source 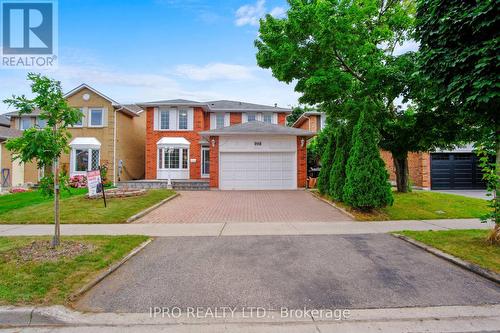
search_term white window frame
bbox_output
[247,112,257,122]
[71,147,101,175]
[262,113,272,124]
[20,117,32,130]
[215,113,225,129]
[157,147,189,170]
[36,117,48,128]
[89,108,104,127]
[178,108,188,130]
[159,109,170,130]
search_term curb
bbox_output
[393,233,500,285]
[68,238,154,302]
[309,191,356,220]
[126,193,180,223]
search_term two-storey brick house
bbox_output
[140,100,313,190]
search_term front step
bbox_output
[172,180,210,191]
[117,180,210,191]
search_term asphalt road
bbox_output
[76,234,500,312]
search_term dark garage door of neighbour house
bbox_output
[430,153,486,190]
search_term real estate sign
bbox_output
[87,170,102,197]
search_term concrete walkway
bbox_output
[2,304,499,332]
[0,219,493,237]
[432,190,488,200]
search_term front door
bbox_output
[201,147,210,178]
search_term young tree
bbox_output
[343,106,393,210]
[4,74,81,247]
[416,0,499,239]
[329,123,351,201]
[255,0,456,192]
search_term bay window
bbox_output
[158,148,189,170]
[73,148,100,173]
[263,113,272,123]
[215,113,225,129]
[247,112,256,121]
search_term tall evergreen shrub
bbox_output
[317,126,336,194]
[343,108,393,210]
[329,124,350,201]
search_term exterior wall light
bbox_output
[211,138,216,147]
[301,138,305,148]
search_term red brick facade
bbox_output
[145,107,304,189]
[209,136,219,188]
[145,106,205,180]
[297,136,307,188]
[380,150,431,189]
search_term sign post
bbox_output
[87,169,106,207]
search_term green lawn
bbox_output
[397,229,500,273]
[0,189,176,224]
[0,235,148,305]
[323,191,489,221]
[0,188,88,215]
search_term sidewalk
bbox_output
[0,219,492,237]
[1,304,499,332]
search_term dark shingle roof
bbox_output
[206,100,291,112]
[199,121,314,137]
[145,99,203,105]
[0,127,22,140]
[0,115,10,127]
[3,108,43,117]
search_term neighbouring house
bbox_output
[4,84,146,187]
[0,117,23,191]
[291,111,485,190]
[139,99,314,190]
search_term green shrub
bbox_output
[329,124,350,201]
[343,108,393,210]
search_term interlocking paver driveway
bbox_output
[135,190,351,223]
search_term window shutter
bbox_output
[272,112,278,124]
[242,113,248,123]
[187,108,194,130]
[224,113,230,127]
[169,108,177,130]
[102,108,108,127]
[210,113,216,129]
[256,113,263,121]
[153,108,159,130]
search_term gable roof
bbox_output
[6,84,143,118]
[291,111,324,128]
[199,121,314,137]
[0,127,22,141]
[0,115,10,127]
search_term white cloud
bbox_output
[175,63,256,81]
[235,0,286,27]
[269,6,286,18]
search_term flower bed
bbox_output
[86,188,146,199]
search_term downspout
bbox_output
[113,107,122,185]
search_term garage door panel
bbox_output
[220,152,296,190]
[431,153,486,190]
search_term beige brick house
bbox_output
[4,84,146,187]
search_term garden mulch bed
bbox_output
[3,240,95,263]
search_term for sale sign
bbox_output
[87,170,102,197]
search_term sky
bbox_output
[0,0,300,113]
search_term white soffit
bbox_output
[69,137,101,149]
[157,137,191,148]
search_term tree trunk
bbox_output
[51,122,60,248]
[51,157,60,247]
[393,152,409,193]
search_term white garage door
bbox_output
[220,152,296,190]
